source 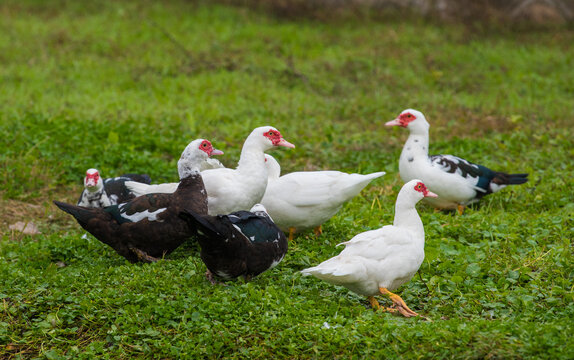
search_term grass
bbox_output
[1,0,573,358]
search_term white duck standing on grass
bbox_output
[385,109,528,214]
[261,154,385,241]
[126,126,295,215]
[301,179,437,318]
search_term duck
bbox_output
[77,169,152,208]
[53,139,213,263]
[260,154,386,241]
[180,203,288,283]
[301,179,437,317]
[386,109,528,214]
[126,126,295,215]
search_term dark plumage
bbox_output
[180,204,288,282]
[55,171,207,263]
[55,140,223,262]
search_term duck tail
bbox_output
[53,201,96,228]
[506,173,529,185]
[179,208,221,238]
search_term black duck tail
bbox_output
[494,172,529,186]
[180,208,222,238]
[506,173,529,185]
[53,201,95,228]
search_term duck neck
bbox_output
[402,129,430,162]
[393,201,424,240]
[237,138,268,175]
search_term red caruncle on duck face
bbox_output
[85,170,100,187]
[398,112,417,127]
[263,129,283,145]
[414,181,430,196]
[198,140,214,155]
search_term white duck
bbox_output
[261,154,385,241]
[126,126,295,215]
[301,179,437,317]
[386,109,528,214]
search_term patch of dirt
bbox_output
[1,189,80,240]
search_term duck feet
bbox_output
[456,204,465,215]
[313,225,323,237]
[379,287,418,318]
[129,247,161,263]
[205,270,218,285]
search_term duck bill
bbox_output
[385,118,402,127]
[210,149,224,156]
[276,138,295,148]
[85,179,97,187]
[424,190,438,198]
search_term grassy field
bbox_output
[1,0,573,358]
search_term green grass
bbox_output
[1,0,573,358]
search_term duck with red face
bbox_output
[78,169,152,208]
[386,109,528,214]
[302,180,437,318]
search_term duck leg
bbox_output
[205,270,218,285]
[379,287,418,317]
[313,225,323,237]
[288,227,295,242]
[129,247,161,263]
[456,204,465,215]
[368,296,380,309]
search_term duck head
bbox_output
[398,179,438,205]
[249,126,295,151]
[178,139,223,178]
[84,168,104,193]
[385,109,430,134]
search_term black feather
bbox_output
[181,207,288,281]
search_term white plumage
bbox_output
[301,179,437,317]
[386,109,528,213]
[126,126,294,215]
[260,154,385,239]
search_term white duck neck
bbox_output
[264,155,281,179]
[393,199,425,240]
[403,126,430,160]
[237,136,268,175]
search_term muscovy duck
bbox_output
[386,109,528,214]
[260,154,385,241]
[126,126,295,215]
[301,180,437,317]
[180,203,288,283]
[54,139,214,263]
[77,169,152,208]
